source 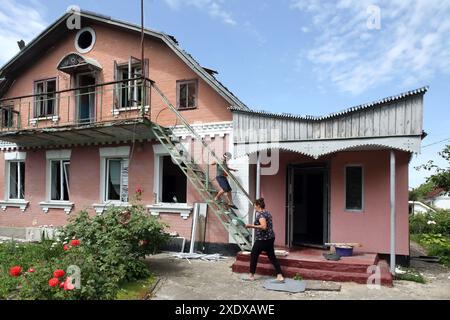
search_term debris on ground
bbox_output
[170,253,227,262]
[305,281,342,292]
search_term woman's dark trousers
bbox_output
[250,238,283,275]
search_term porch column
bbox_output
[390,150,396,274]
[253,152,261,246]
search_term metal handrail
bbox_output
[151,82,254,207]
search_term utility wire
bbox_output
[422,137,450,148]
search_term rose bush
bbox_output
[0,203,169,299]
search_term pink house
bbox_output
[0,10,427,281]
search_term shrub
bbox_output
[409,210,450,237]
[0,204,169,300]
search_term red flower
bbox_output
[71,239,80,247]
[136,187,143,194]
[53,269,65,278]
[63,244,69,251]
[28,268,36,273]
[48,278,60,287]
[63,277,75,291]
[9,266,22,277]
[60,282,65,288]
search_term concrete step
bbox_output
[232,259,393,286]
[235,252,375,273]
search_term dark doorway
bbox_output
[77,73,96,123]
[162,156,187,203]
[288,165,328,246]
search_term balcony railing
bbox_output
[0,77,153,132]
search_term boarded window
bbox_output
[177,80,197,109]
[8,161,25,200]
[345,166,363,211]
[35,79,56,117]
[162,156,187,203]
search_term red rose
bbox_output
[136,187,143,194]
[53,269,65,278]
[9,266,22,277]
[48,278,60,287]
[71,239,80,247]
[28,268,36,273]
[63,244,69,251]
[60,282,65,288]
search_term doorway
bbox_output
[76,73,96,123]
[287,164,329,247]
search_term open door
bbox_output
[77,73,96,123]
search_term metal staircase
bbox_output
[150,83,254,251]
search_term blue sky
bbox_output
[1,0,449,188]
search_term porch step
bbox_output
[232,252,393,286]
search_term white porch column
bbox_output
[253,152,261,246]
[390,150,396,274]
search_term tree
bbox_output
[416,144,450,193]
[409,181,436,201]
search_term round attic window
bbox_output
[75,27,96,53]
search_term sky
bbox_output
[0,0,449,188]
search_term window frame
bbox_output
[104,158,125,202]
[7,160,25,200]
[1,106,14,128]
[176,79,198,110]
[116,62,143,109]
[344,165,364,212]
[34,78,57,118]
[49,159,70,202]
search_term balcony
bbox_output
[0,78,155,148]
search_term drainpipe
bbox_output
[390,150,396,274]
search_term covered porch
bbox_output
[231,87,427,275]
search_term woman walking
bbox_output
[245,198,284,282]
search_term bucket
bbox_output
[335,245,353,257]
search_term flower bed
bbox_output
[0,204,169,300]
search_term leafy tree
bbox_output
[409,181,436,201]
[416,144,450,193]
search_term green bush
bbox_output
[409,210,450,237]
[0,204,169,300]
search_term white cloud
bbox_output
[0,0,47,65]
[164,0,236,26]
[292,0,450,94]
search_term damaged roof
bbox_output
[0,9,249,110]
[230,86,429,121]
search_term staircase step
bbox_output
[231,260,393,286]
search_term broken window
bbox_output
[345,166,363,211]
[1,106,14,128]
[8,161,25,200]
[161,155,187,203]
[105,158,128,202]
[177,79,198,110]
[50,160,70,201]
[35,79,56,118]
[114,57,148,109]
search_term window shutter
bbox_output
[120,159,129,203]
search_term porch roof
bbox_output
[232,87,427,159]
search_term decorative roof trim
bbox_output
[230,86,428,121]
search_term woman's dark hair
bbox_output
[254,198,265,209]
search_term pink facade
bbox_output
[260,150,410,255]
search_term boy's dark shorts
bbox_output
[216,176,232,192]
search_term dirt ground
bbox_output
[148,244,450,300]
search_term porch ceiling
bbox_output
[0,118,155,148]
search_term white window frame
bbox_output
[344,164,364,212]
[49,159,71,201]
[0,152,29,212]
[75,27,96,54]
[40,149,73,214]
[6,160,25,200]
[98,146,130,206]
[104,158,126,202]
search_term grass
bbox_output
[116,276,157,300]
[395,268,426,284]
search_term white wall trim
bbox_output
[170,121,232,139]
[46,149,72,160]
[0,200,29,212]
[4,152,27,161]
[39,201,74,215]
[146,203,193,220]
[92,202,131,215]
[99,146,130,158]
